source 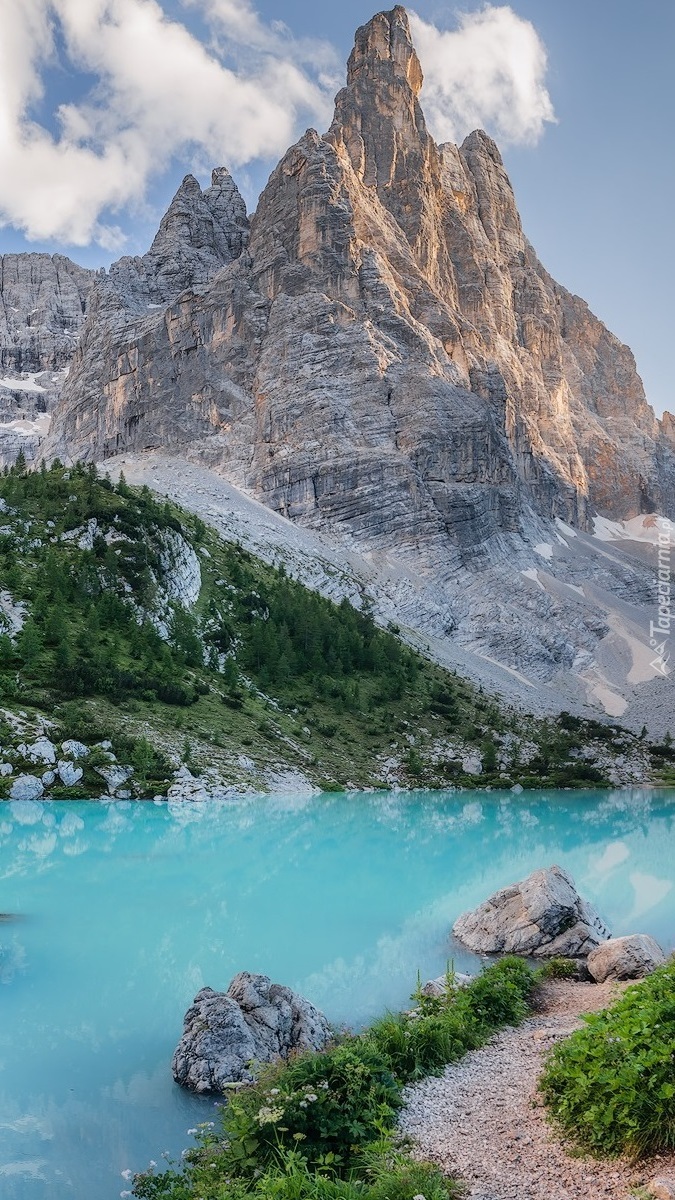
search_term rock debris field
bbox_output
[400,979,675,1199]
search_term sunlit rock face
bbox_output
[45,6,673,531]
[37,7,675,723]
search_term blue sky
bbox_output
[1,1,672,416]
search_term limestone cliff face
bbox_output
[0,253,94,373]
[46,5,673,540]
[0,253,95,465]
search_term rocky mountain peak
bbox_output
[345,6,423,96]
[108,168,249,312]
[328,7,429,190]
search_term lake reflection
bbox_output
[1,788,674,1199]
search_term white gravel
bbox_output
[399,980,675,1199]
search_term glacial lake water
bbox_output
[1,788,675,1200]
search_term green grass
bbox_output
[540,961,675,1159]
[131,959,535,1199]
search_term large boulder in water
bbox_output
[587,934,665,982]
[452,865,610,958]
[172,972,331,1093]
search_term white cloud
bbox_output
[0,1,554,251]
[0,0,338,247]
[409,6,555,147]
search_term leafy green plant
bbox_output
[217,1041,401,1176]
[363,957,534,1083]
[540,961,675,1158]
[534,957,579,981]
[132,961,535,1199]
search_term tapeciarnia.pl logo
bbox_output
[650,517,672,676]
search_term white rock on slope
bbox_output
[9,775,45,801]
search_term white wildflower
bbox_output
[120,1170,133,1181]
[257,1105,285,1125]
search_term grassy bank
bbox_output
[131,959,536,1200]
[0,460,667,796]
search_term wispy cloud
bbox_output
[0,0,338,248]
[409,6,555,147]
[0,2,554,251]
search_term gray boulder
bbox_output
[420,973,473,998]
[172,972,331,1093]
[61,739,89,760]
[9,774,44,802]
[23,737,57,765]
[587,934,665,983]
[57,760,83,787]
[453,865,610,958]
[647,1177,675,1200]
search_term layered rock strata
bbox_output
[452,865,611,958]
[4,6,672,718]
[172,972,331,1093]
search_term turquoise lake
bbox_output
[1,788,675,1199]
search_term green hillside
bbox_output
[0,459,667,798]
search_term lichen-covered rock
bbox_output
[23,737,57,765]
[172,972,331,1093]
[9,774,45,802]
[587,934,665,983]
[61,739,89,760]
[452,865,610,958]
[94,764,133,795]
[57,760,84,788]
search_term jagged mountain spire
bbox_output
[327,7,444,279]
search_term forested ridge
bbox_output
[0,459,670,796]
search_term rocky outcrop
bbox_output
[108,168,249,312]
[0,253,94,374]
[45,168,251,464]
[172,972,331,1093]
[0,253,95,466]
[452,865,611,958]
[586,934,665,982]
[45,7,674,527]
[26,7,675,719]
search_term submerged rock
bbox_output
[452,865,610,958]
[587,934,665,983]
[172,972,331,1093]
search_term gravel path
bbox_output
[400,980,675,1199]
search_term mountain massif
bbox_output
[1,6,673,733]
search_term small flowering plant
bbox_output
[216,1041,401,1177]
